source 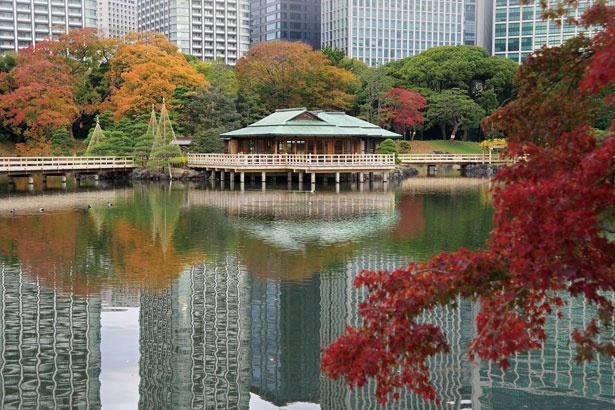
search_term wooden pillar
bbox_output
[335,172,340,183]
[298,172,304,184]
[240,172,245,183]
[220,170,225,181]
[311,172,316,184]
[382,172,388,182]
[287,171,292,183]
[230,171,235,182]
[358,172,364,183]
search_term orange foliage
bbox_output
[100,32,208,119]
[236,41,359,111]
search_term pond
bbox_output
[0,179,612,409]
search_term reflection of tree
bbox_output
[0,187,201,294]
[0,212,93,293]
[106,186,199,291]
[390,195,425,241]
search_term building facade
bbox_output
[136,0,250,64]
[249,0,320,50]
[97,0,136,38]
[321,0,480,66]
[0,0,97,54]
[492,0,603,63]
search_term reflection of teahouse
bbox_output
[221,107,401,155]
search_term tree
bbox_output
[321,1,615,404]
[100,32,207,120]
[0,43,79,142]
[235,41,359,112]
[382,88,427,138]
[183,85,241,137]
[424,90,486,141]
[356,66,395,124]
[391,45,518,104]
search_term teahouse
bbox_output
[221,107,401,155]
[187,108,401,185]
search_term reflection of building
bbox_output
[0,264,102,408]
[479,295,615,408]
[320,254,476,409]
[138,256,251,409]
[249,274,321,405]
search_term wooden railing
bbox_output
[0,156,135,173]
[397,153,511,165]
[187,153,396,170]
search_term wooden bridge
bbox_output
[0,156,135,185]
[397,153,511,165]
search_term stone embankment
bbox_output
[463,164,504,178]
[130,168,208,181]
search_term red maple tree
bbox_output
[382,88,426,137]
[321,1,615,404]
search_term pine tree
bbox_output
[147,99,183,172]
[85,117,105,156]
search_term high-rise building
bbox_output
[249,0,321,50]
[321,0,480,66]
[492,0,603,63]
[97,0,137,38]
[136,0,251,65]
[0,0,97,54]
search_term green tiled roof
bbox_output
[221,108,401,139]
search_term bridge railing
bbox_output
[187,153,395,169]
[397,153,510,164]
[0,156,135,172]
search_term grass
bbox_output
[407,140,483,155]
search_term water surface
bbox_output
[0,179,612,409]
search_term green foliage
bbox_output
[424,90,486,140]
[193,59,239,97]
[398,140,411,153]
[50,128,75,155]
[321,46,346,67]
[356,66,395,124]
[0,53,16,73]
[169,156,187,167]
[375,138,399,163]
[183,85,241,136]
[190,127,225,153]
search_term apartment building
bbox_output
[97,0,136,38]
[136,0,250,64]
[321,0,481,66]
[492,0,604,63]
[249,0,320,50]
[0,0,97,54]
